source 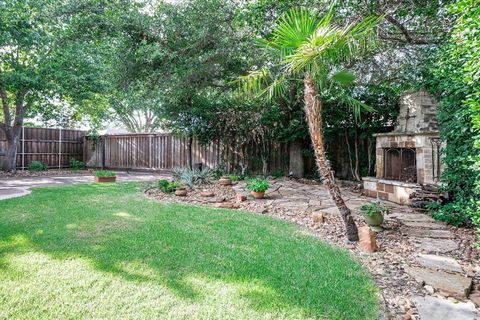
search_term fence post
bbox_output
[149,135,152,169]
[58,128,62,169]
[21,126,25,170]
[101,136,106,169]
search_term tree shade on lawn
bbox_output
[0,183,378,319]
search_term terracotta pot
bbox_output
[250,191,265,199]
[363,211,384,232]
[94,176,116,183]
[175,188,187,197]
[219,177,232,186]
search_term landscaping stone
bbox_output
[415,254,463,273]
[405,266,472,299]
[312,212,324,223]
[400,227,454,239]
[200,191,214,197]
[402,221,447,229]
[413,295,480,320]
[388,212,435,222]
[235,194,247,202]
[215,202,240,209]
[359,226,378,253]
[410,237,459,253]
[207,197,225,203]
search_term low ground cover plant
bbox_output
[157,179,180,193]
[28,160,48,172]
[94,170,116,177]
[70,158,86,170]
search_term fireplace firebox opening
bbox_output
[383,148,416,183]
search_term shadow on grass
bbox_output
[0,183,378,319]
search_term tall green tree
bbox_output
[0,0,113,171]
[240,7,379,241]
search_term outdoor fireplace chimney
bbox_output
[362,90,444,204]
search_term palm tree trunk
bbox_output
[303,74,359,241]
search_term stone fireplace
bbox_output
[362,90,444,204]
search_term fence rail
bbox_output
[85,133,287,173]
[0,127,86,170]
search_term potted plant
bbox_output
[94,170,117,183]
[360,202,391,232]
[246,178,269,199]
[219,176,232,186]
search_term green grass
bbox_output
[0,183,378,319]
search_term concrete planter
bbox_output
[94,176,116,183]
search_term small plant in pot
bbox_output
[246,178,269,199]
[94,170,117,183]
[360,202,391,232]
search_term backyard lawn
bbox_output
[0,183,378,319]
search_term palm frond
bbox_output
[338,95,374,122]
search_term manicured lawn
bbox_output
[0,183,378,319]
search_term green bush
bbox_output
[157,179,180,193]
[246,178,269,193]
[427,201,470,227]
[70,158,86,170]
[94,170,116,177]
[28,160,48,172]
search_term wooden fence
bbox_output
[85,133,288,173]
[0,127,86,170]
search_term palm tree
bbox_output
[239,6,380,241]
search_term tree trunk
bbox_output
[1,133,19,171]
[303,75,359,241]
[188,135,193,169]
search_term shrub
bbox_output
[157,179,180,193]
[228,174,239,182]
[70,158,86,170]
[28,160,48,172]
[172,167,212,188]
[246,178,269,193]
[360,203,391,217]
[94,170,116,177]
[427,201,470,227]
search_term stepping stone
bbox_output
[410,237,459,253]
[402,221,447,229]
[400,227,454,239]
[413,295,480,320]
[415,254,463,273]
[387,212,435,222]
[405,266,472,298]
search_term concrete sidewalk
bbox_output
[0,172,169,201]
